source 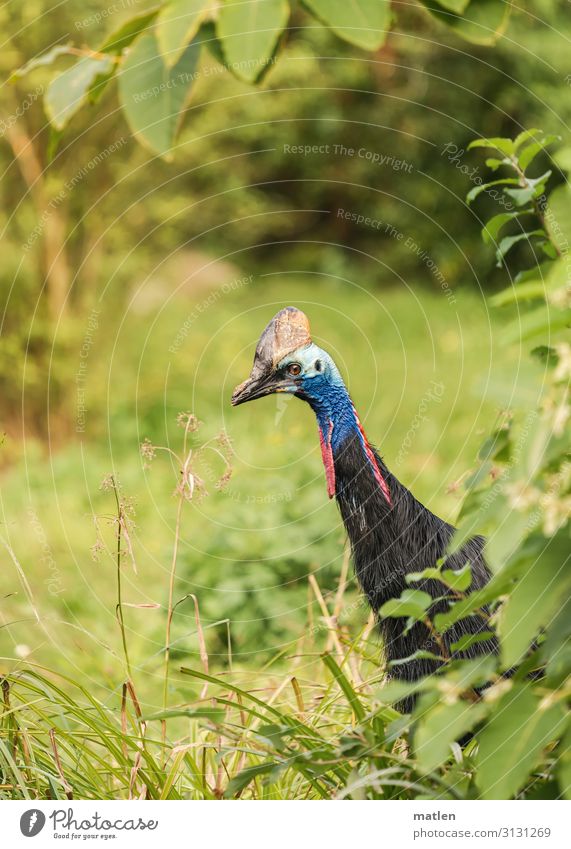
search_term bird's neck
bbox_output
[308,385,391,505]
[307,381,461,618]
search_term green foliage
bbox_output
[498,533,571,668]
[475,685,567,799]
[379,588,433,620]
[12,0,514,157]
[46,55,115,130]
[467,129,560,267]
[1,2,570,802]
[118,32,201,157]
[301,0,391,51]
[396,127,571,800]
[419,0,511,47]
[157,0,211,68]
[218,0,290,82]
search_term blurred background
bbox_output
[0,0,568,702]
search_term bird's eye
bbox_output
[287,363,302,376]
[315,359,322,372]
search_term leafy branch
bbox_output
[467,129,561,267]
[11,0,512,158]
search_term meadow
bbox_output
[1,279,509,693]
[4,275,547,802]
[1,1,569,803]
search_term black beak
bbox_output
[231,372,280,406]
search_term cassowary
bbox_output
[232,307,497,702]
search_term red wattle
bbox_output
[318,421,336,499]
[351,404,392,506]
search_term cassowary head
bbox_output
[231,307,389,501]
[231,307,343,412]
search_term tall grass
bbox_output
[0,415,465,800]
[1,647,466,799]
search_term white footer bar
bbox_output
[1,799,567,849]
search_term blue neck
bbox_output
[278,344,391,503]
[307,382,360,454]
[307,379,391,505]
[291,349,391,504]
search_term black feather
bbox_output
[333,431,497,709]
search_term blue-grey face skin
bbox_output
[276,343,343,398]
[276,345,357,451]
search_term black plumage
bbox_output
[334,431,497,705]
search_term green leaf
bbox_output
[476,684,567,799]
[468,136,515,156]
[484,157,509,171]
[433,0,471,11]
[143,706,225,722]
[376,677,437,707]
[224,761,281,797]
[99,9,161,54]
[504,185,544,208]
[11,44,77,80]
[477,428,510,463]
[495,230,545,266]
[489,281,547,307]
[482,211,529,245]
[497,186,535,208]
[513,128,543,151]
[466,177,519,205]
[302,0,391,51]
[503,305,571,345]
[414,698,488,773]
[217,0,289,83]
[45,55,115,130]
[503,170,552,207]
[519,135,560,171]
[484,509,529,573]
[118,33,200,158]
[157,0,211,68]
[420,0,512,46]
[515,264,551,285]
[543,596,571,687]
[379,589,432,620]
[554,145,571,173]
[545,183,571,254]
[530,345,559,367]
[256,723,290,751]
[540,240,558,259]
[389,649,443,668]
[440,655,498,690]
[84,13,162,107]
[438,539,544,630]
[322,653,366,721]
[498,532,571,668]
[406,566,443,583]
[450,631,495,653]
[441,562,472,591]
[484,156,509,171]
